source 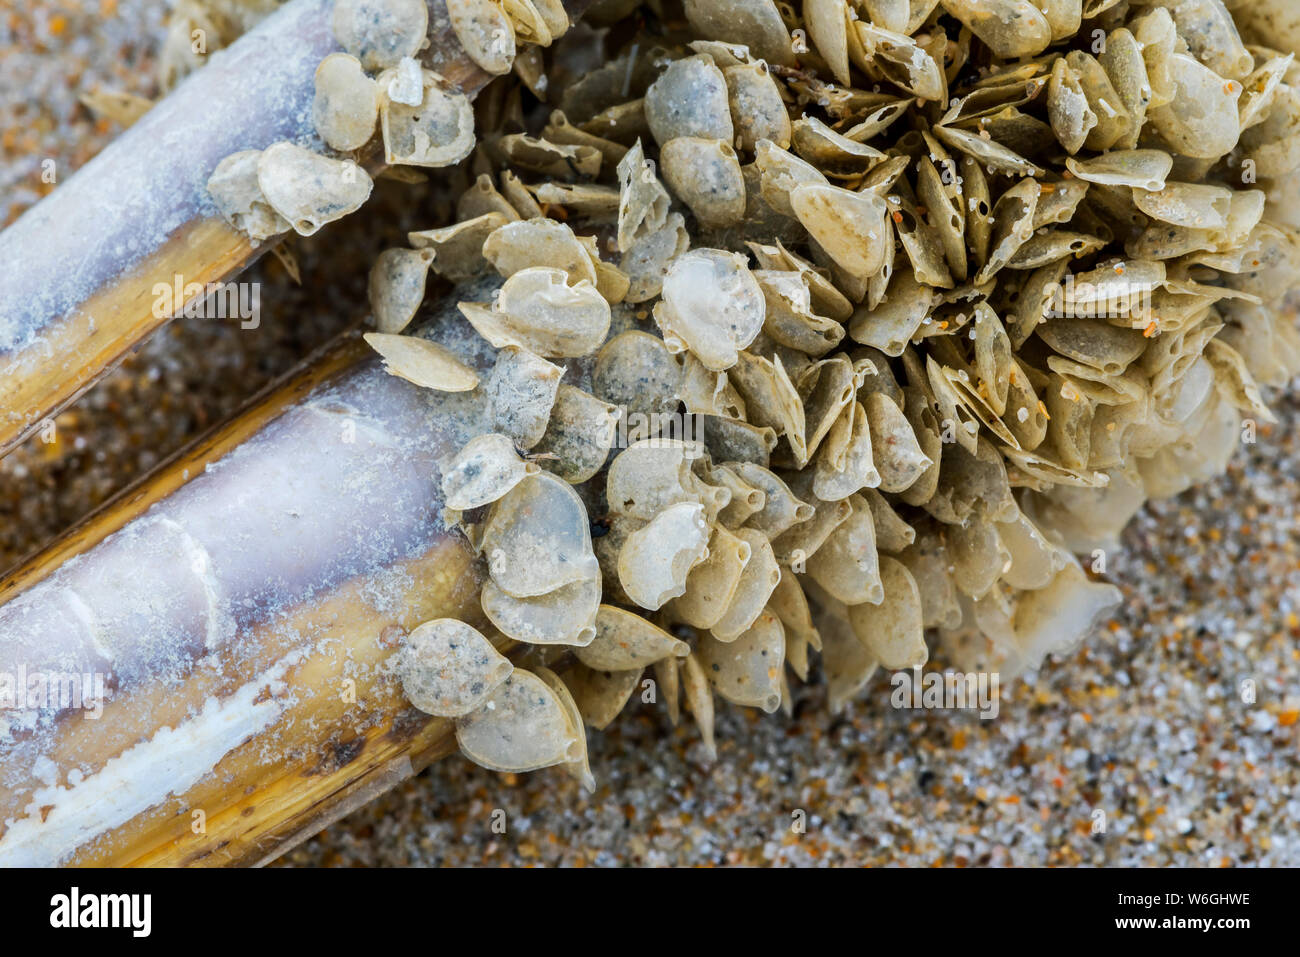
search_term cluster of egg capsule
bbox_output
[207,0,1300,779]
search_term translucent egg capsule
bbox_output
[621,211,691,302]
[1150,56,1242,159]
[1064,150,1173,191]
[332,0,429,71]
[698,610,785,712]
[592,331,682,418]
[256,142,373,237]
[854,23,946,102]
[932,124,1042,178]
[498,134,603,178]
[1133,182,1233,231]
[805,503,883,606]
[846,556,927,670]
[769,481,851,566]
[616,139,672,253]
[529,384,621,484]
[1097,27,1150,151]
[754,140,828,219]
[804,0,851,85]
[530,182,621,219]
[542,110,629,168]
[380,69,476,168]
[709,527,780,642]
[368,247,434,334]
[645,54,735,146]
[940,0,1052,60]
[812,400,880,501]
[566,663,642,731]
[455,670,581,773]
[756,270,845,358]
[533,665,595,792]
[710,463,767,527]
[1047,56,1097,156]
[460,267,611,358]
[617,501,712,610]
[659,137,747,229]
[312,53,380,152]
[669,524,752,629]
[726,351,808,465]
[458,173,521,222]
[398,618,513,717]
[481,572,601,645]
[483,218,598,286]
[653,656,681,726]
[576,605,691,671]
[730,461,813,538]
[679,652,718,758]
[480,471,599,597]
[206,149,289,243]
[791,116,885,180]
[868,390,930,494]
[363,332,479,391]
[447,0,516,76]
[1166,0,1251,81]
[789,183,889,283]
[725,61,792,152]
[681,0,794,68]
[484,345,563,450]
[439,433,539,510]
[653,249,766,371]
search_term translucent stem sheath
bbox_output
[0,291,498,867]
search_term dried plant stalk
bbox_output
[0,293,505,867]
[0,0,588,461]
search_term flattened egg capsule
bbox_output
[659,137,747,229]
[617,501,711,610]
[484,345,563,450]
[668,523,752,629]
[576,605,690,671]
[206,149,289,243]
[455,670,582,772]
[708,526,780,642]
[621,212,691,303]
[363,332,479,391]
[698,610,785,713]
[480,471,599,598]
[447,0,516,76]
[644,54,734,146]
[461,267,611,357]
[481,573,601,646]
[533,666,596,792]
[592,331,682,418]
[332,0,429,71]
[410,212,509,281]
[680,651,717,759]
[846,556,928,670]
[616,139,672,253]
[653,249,765,371]
[529,384,621,484]
[368,247,434,334]
[606,439,706,520]
[483,218,598,285]
[398,619,513,717]
[380,69,476,167]
[312,52,379,152]
[439,433,539,511]
[566,663,643,731]
[256,141,372,237]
